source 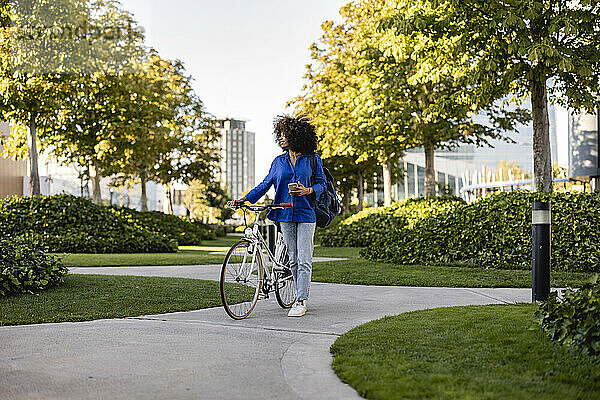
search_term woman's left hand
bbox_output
[290,181,313,197]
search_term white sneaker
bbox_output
[288,300,307,317]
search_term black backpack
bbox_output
[309,154,341,228]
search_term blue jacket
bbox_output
[246,152,327,223]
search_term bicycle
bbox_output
[219,202,296,320]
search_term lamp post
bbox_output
[532,201,551,301]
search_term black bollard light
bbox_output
[532,201,551,302]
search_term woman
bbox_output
[229,115,327,317]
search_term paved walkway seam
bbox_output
[462,288,513,304]
[125,316,342,337]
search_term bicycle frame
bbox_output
[242,209,288,289]
[220,202,296,319]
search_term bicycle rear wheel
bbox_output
[220,239,262,320]
[275,267,296,308]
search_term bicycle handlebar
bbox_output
[227,202,293,212]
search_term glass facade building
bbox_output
[363,99,562,203]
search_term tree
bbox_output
[359,46,527,197]
[48,72,142,204]
[154,102,219,214]
[294,8,409,207]
[0,0,90,195]
[381,0,600,193]
[0,0,146,198]
[296,1,527,200]
[184,180,231,223]
[321,155,378,214]
[110,53,218,211]
[48,0,145,204]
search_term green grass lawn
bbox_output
[57,235,241,267]
[56,237,349,267]
[54,237,594,288]
[312,255,594,288]
[331,304,600,400]
[0,274,223,326]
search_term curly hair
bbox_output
[273,114,318,154]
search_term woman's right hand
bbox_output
[227,197,247,208]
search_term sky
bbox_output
[120,0,348,181]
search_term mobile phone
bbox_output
[288,182,299,191]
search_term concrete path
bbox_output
[0,265,531,400]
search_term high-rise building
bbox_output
[216,118,255,200]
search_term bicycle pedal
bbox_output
[258,293,269,300]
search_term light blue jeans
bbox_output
[279,222,316,302]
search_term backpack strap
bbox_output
[309,153,317,203]
[310,153,316,186]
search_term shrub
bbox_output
[361,191,600,272]
[0,239,68,296]
[111,207,216,245]
[319,197,465,247]
[314,216,344,245]
[535,276,600,357]
[0,195,177,253]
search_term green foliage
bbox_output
[320,197,464,247]
[331,304,600,399]
[0,195,177,253]
[536,276,600,357]
[380,0,600,192]
[0,239,67,297]
[184,180,232,224]
[112,206,216,245]
[293,1,527,200]
[314,217,344,246]
[361,192,600,272]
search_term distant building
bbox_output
[568,108,599,181]
[0,121,27,199]
[366,99,563,204]
[435,99,559,174]
[0,120,169,212]
[216,118,255,199]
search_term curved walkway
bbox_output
[0,266,530,400]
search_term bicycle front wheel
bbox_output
[220,239,263,320]
[274,247,296,308]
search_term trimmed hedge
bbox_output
[319,197,465,247]
[361,192,600,272]
[314,217,343,246]
[1,239,67,296]
[0,195,177,253]
[536,276,600,357]
[112,207,216,245]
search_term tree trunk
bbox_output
[140,172,148,211]
[424,143,436,197]
[28,112,41,196]
[530,72,552,192]
[166,182,173,214]
[342,189,351,215]
[382,158,392,206]
[91,160,102,204]
[357,168,364,211]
